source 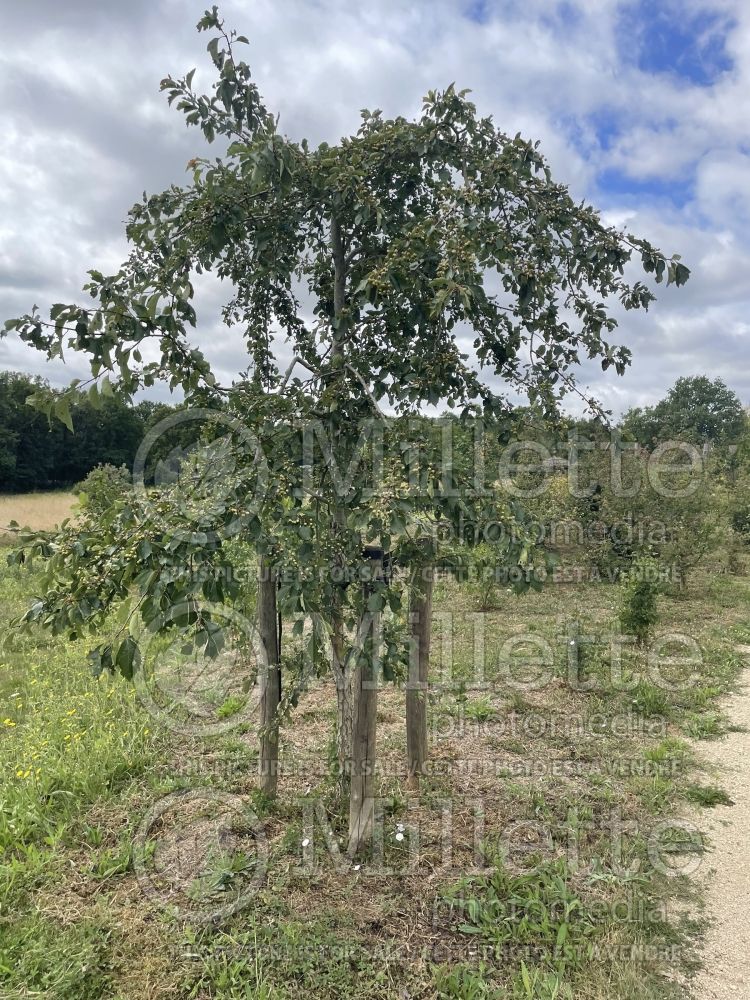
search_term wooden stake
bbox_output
[406,563,433,790]
[258,557,281,797]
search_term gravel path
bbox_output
[690,646,750,999]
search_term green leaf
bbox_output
[207,36,221,64]
[115,636,140,680]
[55,398,74,433]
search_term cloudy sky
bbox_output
[0,0,748,417]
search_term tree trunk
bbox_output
[347,554,382,855]
[406,563,433,789]
[329,213,357,802]
[258,558,281,797]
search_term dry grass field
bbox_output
[0,491,77,539]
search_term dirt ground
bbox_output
[690,646,750,999]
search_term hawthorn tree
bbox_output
[4,7,689,853]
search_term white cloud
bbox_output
[0,0,748,415]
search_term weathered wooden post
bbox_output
[348,547,383,854]
[406,561,433,789]
[258,557,281,797]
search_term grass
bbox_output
[0,535,749,997]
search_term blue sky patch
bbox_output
[466,0,489,24]
[587,112,621,152]
[597,168,693,210]
[467,0,580,27]
[553,2,580,28]
[619,2,734,86]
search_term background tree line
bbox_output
[3,368,748,494]
[0,371,192,492]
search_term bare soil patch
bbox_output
[690,646,750,999]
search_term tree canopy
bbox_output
[5,7,688,417]
[622,376,746,450]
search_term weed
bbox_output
[0,914,114,999]
[513,962,573,999]
[91,841,132,881]
[216,694,247,719]
[461,696,499,723]
[684,785,734,807]
[644,738,692,767]
[443,857,596,977]
[684,712,725,740]
[433,962,503,998]
[184,919,392,999]
[629,682,670,719]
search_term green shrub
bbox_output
[73,463,132,516]
[619,557,660,645]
